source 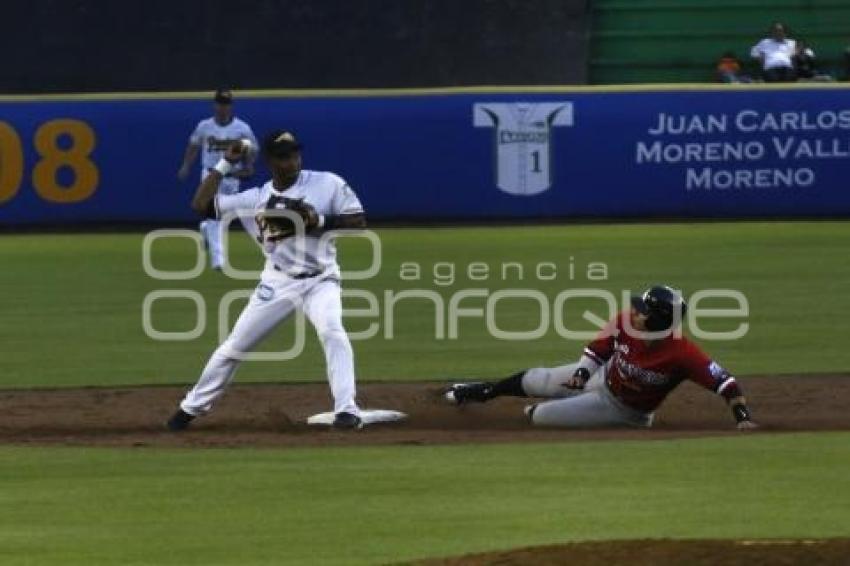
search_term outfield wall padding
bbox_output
[1,85,849,225]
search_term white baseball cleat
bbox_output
[444,385,461,405]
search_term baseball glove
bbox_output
[257,197,319,241]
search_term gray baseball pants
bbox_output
[520,363,653,428]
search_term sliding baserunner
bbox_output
[445,285,757,430]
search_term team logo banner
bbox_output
[473,102,573,196]
[1,86,849,224]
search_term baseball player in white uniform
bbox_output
[177,89,258,270]
[167,130,367,430]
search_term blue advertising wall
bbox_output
[1,85,850,225]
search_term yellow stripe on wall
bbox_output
[1,82,849,102]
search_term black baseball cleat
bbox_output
[166,409,195,432]
[444,382,495,405]
[332,412,364,430]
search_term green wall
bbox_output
[590,0,850,83]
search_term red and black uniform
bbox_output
[583,311,743,413]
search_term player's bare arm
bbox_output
[177,143,201,180]
[190,142,244,215]
[190,171,223,216]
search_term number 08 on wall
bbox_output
[0,119,98,204]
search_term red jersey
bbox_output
[584,311,738,413]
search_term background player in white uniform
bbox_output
[177,89,258,270]
[167,130,368,430]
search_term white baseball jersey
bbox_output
[190,117,258,194]
[215,170,364,278]
[750,38,796,70]
[474,102,573,196]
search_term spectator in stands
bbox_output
[715,52,751,83]
[751,22,796,82]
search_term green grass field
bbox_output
[1,434,848,566]
[1,221,849,388]
[1,221,848,565]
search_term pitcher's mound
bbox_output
[412,538,850,565]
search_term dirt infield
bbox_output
[0,375,847,448]
[409,538,850,566]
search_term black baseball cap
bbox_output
[263,130,302,157]
[214,89,233,105]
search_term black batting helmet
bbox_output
[631,285,687,332]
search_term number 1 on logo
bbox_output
[531,150,541,173]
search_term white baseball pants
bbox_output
[200,220,225,270]
[521,363,653,428]
[199,178,243,270]
[180,274,360,417]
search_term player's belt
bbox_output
[273,265,321,279]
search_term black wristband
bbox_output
[323,215,339,230]
[732,403,751,423]
[574,368,591,382]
